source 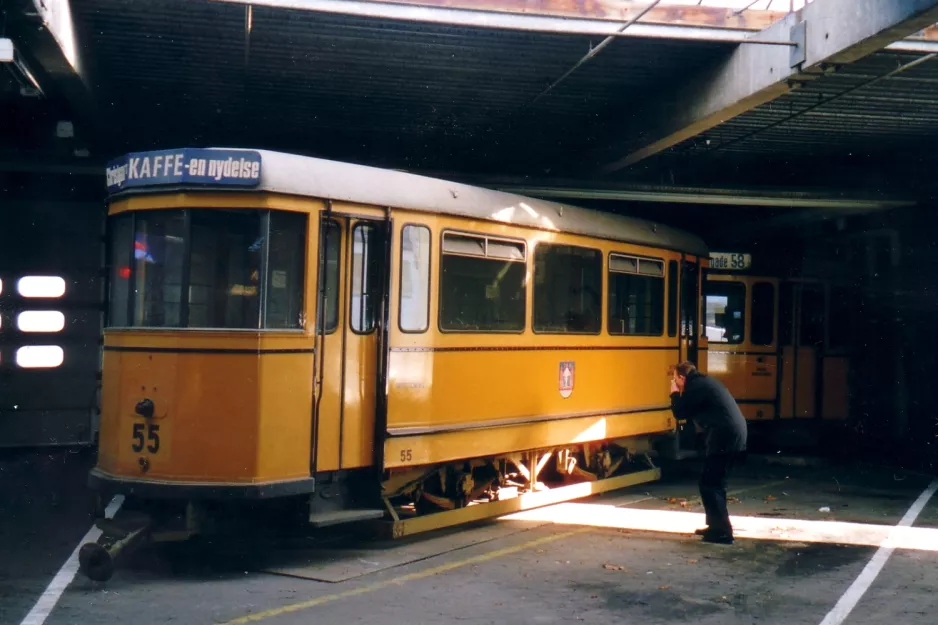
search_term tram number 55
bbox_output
[132,423,160,453]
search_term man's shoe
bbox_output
[701,532,734,545]
[694,527,710,536]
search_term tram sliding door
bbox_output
[779,281,825,419]
[676,259,701,451]
[314,215,388,473]
[680,260,700,365]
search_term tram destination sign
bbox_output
[106,148,262,194]
[709,252,752,271]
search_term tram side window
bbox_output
[750,282,775,346]
[107,214,133,327]
[188,211,263,329]
[439,233,526,332]
[828,285,850,351]
[351,223,382,334]
[704,282,745,344]
[667,260,678,337]
[399,225,431,333]
[778,282,794,346]
[133,211,186,327]
[800,285,825,348]
[533,244,601,334]
[317,220,340,334]
[607,255,665,336]
[107,208,308,330]
[265,212,307,329]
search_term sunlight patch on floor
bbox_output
[501,503,938,551]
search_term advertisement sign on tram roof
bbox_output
[106,148,262,194]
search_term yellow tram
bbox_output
[81,148,710,581]
[704,254,850,447]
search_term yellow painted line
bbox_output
[219,528,587,624]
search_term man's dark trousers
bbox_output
[699,453,737,537]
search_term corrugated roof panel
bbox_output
[662,50,938,160]
[71,0,734,173]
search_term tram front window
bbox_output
[705,282,746,344]
[107,209,306,329]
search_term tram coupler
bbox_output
[78,511,152,582]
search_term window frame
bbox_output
[130,209,189,329]
[532,242,603,336]
[398,223,432,334]
[667,259,678,338]
[349,221,381,336]
[317,218,341,335]
[749,281,776,347]
[437,229,528,335]
[106,208,307,332]
[703,279,747,346]
[606,252,666,337]
[263,210,308,331]
[798,283,826,348]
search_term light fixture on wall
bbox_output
[1,38,44,98]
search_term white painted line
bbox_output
[818,480,938,625]
[19,495,124,625]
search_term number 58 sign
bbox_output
[710,252,752,271]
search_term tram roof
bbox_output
[106,147,708,257]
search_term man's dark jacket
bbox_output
[670,372,747,456]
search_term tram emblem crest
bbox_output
[559,361,575,399]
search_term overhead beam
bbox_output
[214,0,783,43]
[0,37,43,96]
[5,0,101,145]
[601,0,938,172]
[336,0,787,29]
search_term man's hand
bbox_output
[670,378,680,395]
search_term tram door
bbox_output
[680,260,700,365]
[676,259,701,451]
[314,216,388,472]
[779,281,825,419]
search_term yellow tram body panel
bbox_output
[384,410,675,469]
[97,191,321,488]
[381,212,685,468]
[99,336,315,484]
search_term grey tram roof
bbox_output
[119,148,709,257]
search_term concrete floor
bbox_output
[2,450,937,625]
